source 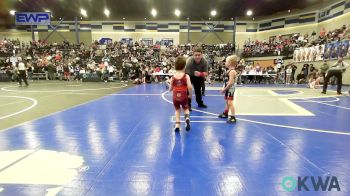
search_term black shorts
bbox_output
[224,89,235,100]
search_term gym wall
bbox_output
[91,32,180,46]
[37,32,92,45]
[2,0,349,47]
[0,31,36,43]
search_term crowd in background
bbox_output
[242,24,350,58]
[0,39,235,84]
[0,34,347,89]
[0,39,21,57]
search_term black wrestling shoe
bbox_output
[185,118,191,131]
[218,113,228,118]
[198,103,207,108]
[227,116,237,124]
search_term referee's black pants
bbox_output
[201,79,206,95]
[189,76,204,107]
[18,70,29,86]
[322,70,342,93]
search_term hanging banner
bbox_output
[15,12,51,26]
[324,40,349,60]
[293,44,324,62]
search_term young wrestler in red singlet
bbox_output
[169,56,192,132]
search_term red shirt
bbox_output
[55,54,61,61]
[172,74,187,101]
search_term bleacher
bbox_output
[32,73,46,80]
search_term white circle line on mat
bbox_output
[160,91,350,136]
[0,96,38,120]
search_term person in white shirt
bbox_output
[107,63,114,77]
[68,63,74,81]
[56,63,63,81]
[16,57,29,86]
[305,48,310,62]
[293,50,298,62]
[286,65,292,85]
[276,62,282,72]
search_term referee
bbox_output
[17,57,29,87]
[185,47,208,110]
[322,57,349,95]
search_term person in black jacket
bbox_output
[185,47,208,110]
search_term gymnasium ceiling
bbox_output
[0,0,341,22]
